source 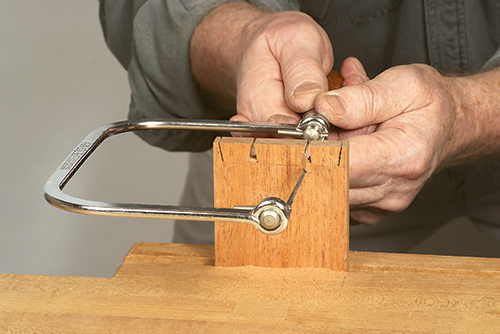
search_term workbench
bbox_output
[2,242,499,333]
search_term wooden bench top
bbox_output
[2,242,500,333]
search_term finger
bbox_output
[330,124,377,141]
[281,54,332,113]
[229,113,300,139]
[346,131,393,189]
[342,75,366,86]
[349,187,386,208]
[315,65,426,130]
[229,114,272,138]
[237,53,299,122]
[230,114,250,122]
[323,58,371,140]
[349,207,387,226]
[339,57,369,83]
[347,130,422,214]
[276,16,334,112]
[229,114,249,137]
[267,114,300,125]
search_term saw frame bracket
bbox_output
[44,117,327,235]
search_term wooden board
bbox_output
[2,242,500,333]
[213,138,349,270]
[123,243,500,277]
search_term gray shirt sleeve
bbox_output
[100,0,298,152]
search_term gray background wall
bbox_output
[1,0,188,278]
[1,1,499,279]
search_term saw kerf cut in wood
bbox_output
[214,137,349,270]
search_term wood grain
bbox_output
[328,70,344,90]
[213,138,349,270]
[122,242,215,265]
[2,242,500,333]
[119,243,500,277]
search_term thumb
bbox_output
[276,15,334,112]
[315,65,421,130]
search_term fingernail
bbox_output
[354,75,365,84]
[293,82,322,96]
[323,93,348,116]
[343,75,364,86]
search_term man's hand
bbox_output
[316,63,500,225]
[190,3,333,124]
[191,3,500,226]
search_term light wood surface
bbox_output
[213,138,349,270]
[123,242,500,277]
[2,242,500,333]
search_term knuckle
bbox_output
[351,83,377,124]
[266,12,331,58]
[401,64,443,102]
[272,11,321,33]
[384,153,429,187]
[382,196,413,214]
[350,209,385,226]
[401,141,434,180]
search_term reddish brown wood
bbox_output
[213,137,349,270]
